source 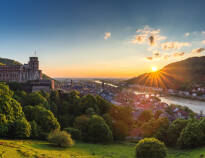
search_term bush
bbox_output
[12,118,31,138]
[177,119,203,148]
[135,138,167,158]
[48,130,74,148]
[86,115,113,143]
[64,127,81,140]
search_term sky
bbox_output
[0,0,205,78]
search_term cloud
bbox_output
[202,31,205,35]
[161,41,190,50]
[202,40,205,44]
[191,48,205,54]
[132,25,166,46]
[104,32,111,40]
[173,52,185,57]
[131,34,147,44]
[185,32,190,37]
[146,57,153,61]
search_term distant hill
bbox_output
[0,58,22,66]
[127,56,205,89]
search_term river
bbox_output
[135,91,205,113]
[94,80,205,113]
[160,96,205,113]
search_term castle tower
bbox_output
[29,57,39,71]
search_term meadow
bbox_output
[0,139,204,158]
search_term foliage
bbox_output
[167,119,188,146]
[138,110,153,122]
[11,118,31,138]
[0,114,8,137]
[64,127,81,140]
[86,115,113,143]
[23,105,60,139]
[177,119,203,148]
[81,94,100,114]
[135,138,167,158]
[109,106,134,140]
[0,83,24,122]
[26,92,49,108]
[74,115,89,138]
[48,130,74,148]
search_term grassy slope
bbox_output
[0,139,204,158]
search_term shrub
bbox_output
[48,130,74,148]
[86,115,113,143]
[64,127,81,140]
[135,138,167,158]
[177,119,203,148]
[12,118,31,138]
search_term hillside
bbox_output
[127,56,205,89]
[0,139,203,158]
[0,57,22,66]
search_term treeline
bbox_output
[0,82,134,144]
[136,109,205,149]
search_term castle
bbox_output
[0,57,42,82]
[0,57,54,92]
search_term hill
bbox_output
[0,57,22,66]
[127,56,205,89]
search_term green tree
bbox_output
[177,119,203,148]
[86,115,113,143]
[12,118,31,138]
[23,105,60,139]
[167,119,188,146]
[135,138,167,158]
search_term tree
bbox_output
[63,127,81,140]
[25,92,49,108]
[138,110,153,122]
[81,94,99,114]
[86,115,113,143]
[74,115,90,139]
[112,120,129,140]
[167,119,188,146]
[96,96,112,115]
[135,138,167,158]
[177,119,203,148]
[0,83,24,122]
[0,114,8,137]
[12,118,31,138]
[109,106,134,140]
[23,105,60,139]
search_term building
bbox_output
[0,57,55,92]
[0,57,42,82]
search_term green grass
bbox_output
[0,139,204,158]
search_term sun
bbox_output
[151,66,158,72]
